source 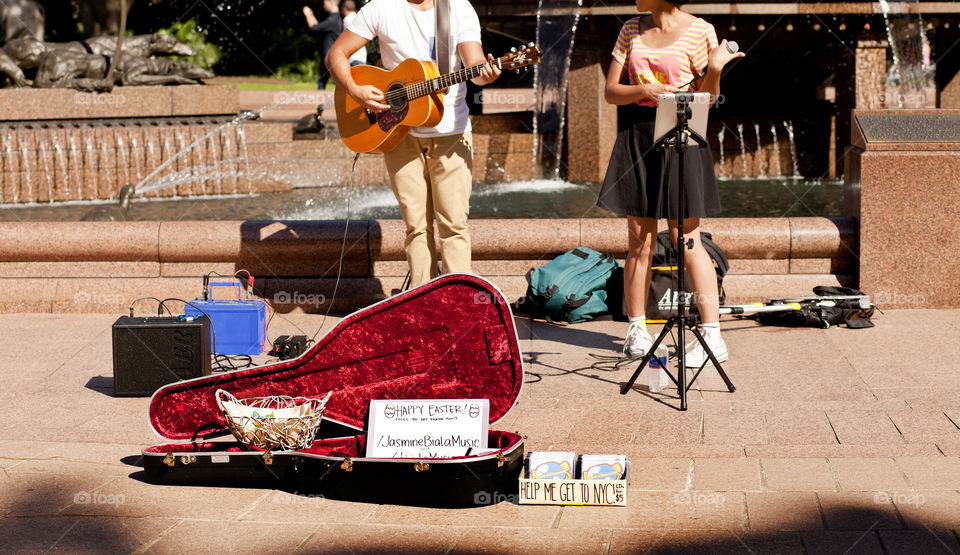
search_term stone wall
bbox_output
[0,217,855,314]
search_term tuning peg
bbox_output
[515,69,521,75]
[511,47,516,52]
[528,42,534,47]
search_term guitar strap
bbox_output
[434,0,452,75]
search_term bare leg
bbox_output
[668,218,720,323]
[624,216,658,318]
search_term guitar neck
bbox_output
[405,58,501,100]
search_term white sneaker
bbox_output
[684,331,728,367]
[623,322,654,358]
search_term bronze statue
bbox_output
[3,33,195,70]
[0,48,27,87]
[35,49,212,91]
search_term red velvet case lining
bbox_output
[148,274,524,443]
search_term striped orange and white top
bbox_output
[612,16,718,107]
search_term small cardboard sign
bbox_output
[366,399,489,458]
[518,475,628,506]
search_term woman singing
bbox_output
[597,0,743,366]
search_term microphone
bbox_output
[679,40,739,88]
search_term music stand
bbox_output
[618,92,735,410]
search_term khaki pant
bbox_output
[384,132,473,287]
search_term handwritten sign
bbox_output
[366,399,489,458]
[518,478,627,506]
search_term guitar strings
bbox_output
[381,58,501,105]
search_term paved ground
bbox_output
[1,309,959,553]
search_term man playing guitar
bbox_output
[326,0,501,287]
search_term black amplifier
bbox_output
[112,315,212,397]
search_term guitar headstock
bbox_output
[500,44,541,71]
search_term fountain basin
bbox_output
[0,217,855,314]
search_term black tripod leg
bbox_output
[619,319,675,394]
[688,326,736,393]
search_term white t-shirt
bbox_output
[343,13,368,65]
[348,0,482,137]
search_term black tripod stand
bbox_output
[619,92,735,410]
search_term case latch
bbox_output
[414,461,430,472]
[262,451,273,466]
[341,457,353,472]
[163,453,175,467]
[179,455,197,466]
[496,453,507,468]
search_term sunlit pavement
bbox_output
[1,310,959,553]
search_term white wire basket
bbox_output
[216,389,332,451]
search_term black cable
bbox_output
[127,297,172,317]
[310,198,351,344]
[213,353,254,372]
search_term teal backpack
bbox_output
[525,247,621,323]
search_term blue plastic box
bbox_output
[185,282,266,355]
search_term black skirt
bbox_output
[597,104,721,219]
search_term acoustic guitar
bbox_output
[334,44,541,154]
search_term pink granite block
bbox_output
[0,170,15,204]
[609,529,804,554]
[745,492,824,532]
[887,410,960,444]
[52,277,198,313]
[761,458,838,492]
[170,84,239,116]
[567,62,617,184]
[765,410,838,446]
[0,88,170,121]
[0,221,161,262]
[789,217,856,259]
[241,120,293,144]
[818,492,902,530]
[722,273,854,304]
[829,458,910,491]
[160,262,240,277]
[302,523,465,554]
[471,218,579,260]
[730,258,790,274]
[693,458,763,491]
[559,491,746,530]
[454,527,610,555]
[747,444,941,458]
[0,278,54,312]
[857,149,960,308]
[827,411,905,446]
[0,261,159,278]
[895,457,960,490]
[891,490,960,530]
[702,407,767,446]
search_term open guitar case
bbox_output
[143,274,525,506]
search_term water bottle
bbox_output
[648,344,669,393]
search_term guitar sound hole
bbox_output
[386,83,407,112]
